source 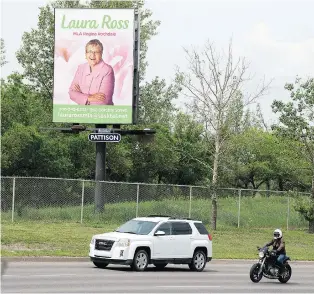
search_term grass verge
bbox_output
[1,196,309,229]
[1,221,313,260]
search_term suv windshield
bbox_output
[115,220,157,235]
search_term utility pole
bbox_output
[94,124,107,213]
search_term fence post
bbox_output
[12,177,16,223]
[287,194,290,231]
[237,189,241,228]
[189,186,192,218]
[80,180,85,224]
[136,184,139,217]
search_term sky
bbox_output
[1,0,314,125]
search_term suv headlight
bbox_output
[259,251,265,258]
[117,238,130,247]
[90,238,95,245]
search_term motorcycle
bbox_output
[250,246,292,283]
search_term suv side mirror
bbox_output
[154,230,166,236]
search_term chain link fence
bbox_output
[1,176,311,229]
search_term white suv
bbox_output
[89,215,212,272]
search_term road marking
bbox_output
[2,273,248,278]
[3,274,77,277]
[156,285,221,288]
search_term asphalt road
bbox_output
[2,260,314,293]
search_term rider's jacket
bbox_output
[265,238,286,255]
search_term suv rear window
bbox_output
[194,222,209,235]
[171,222,192,235]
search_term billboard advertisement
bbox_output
[53,8,136,124]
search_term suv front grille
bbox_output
[95,239,114,251]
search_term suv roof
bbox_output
[135,215,203,223]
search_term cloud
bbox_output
[229,21,314,123]
[246,22,314,77]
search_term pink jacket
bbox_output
[69,60,115,105]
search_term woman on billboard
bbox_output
[68,39,115,105]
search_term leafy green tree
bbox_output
[1,123,74,177]
[106,140,133,182]
[1,73,94,179]
[63,132,95,179]
[272,77,314,233]
[172,112,212,185]
[130,124,179,184]
[1,124,42,176]
[222,128,309,191]
[138,77,180,126]
[1,73,51,134]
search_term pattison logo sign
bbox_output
[88,133,121,142]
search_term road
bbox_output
[1,260,314,293]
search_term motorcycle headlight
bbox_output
[259,251,265,258]
[117,238,130,247]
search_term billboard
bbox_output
[53,8,137,124]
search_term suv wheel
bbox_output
[189,250,206,272]
[93,261,109,269]
[132,249,149,271]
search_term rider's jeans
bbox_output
[277,254,286,264]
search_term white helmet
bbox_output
[273,229,282,239]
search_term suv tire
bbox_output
[132,249,149,271]
[189,250,206,272]
[93,261,109,269]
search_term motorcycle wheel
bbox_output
[250,263,263,283]
[278,264,292,283]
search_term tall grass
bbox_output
[1,196,308,230]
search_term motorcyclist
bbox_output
[264,228,287,275]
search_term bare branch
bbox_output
[176,38,271,230]
[243,75,273,105]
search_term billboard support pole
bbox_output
[132,8,140,124]
[94,124,107,213]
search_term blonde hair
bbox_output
[85,39,103,53]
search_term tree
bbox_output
[16,0,160,98]
[129,124,179,184]
[1,73,97,179]
[1,123,75,177]
[172,112,212,185]
[175,39,269,230]
[0,38,8,67]
[1,73,51,135]
[138,77,180,126]
[272,77,314,233]
[106,139,133,182]
[222,128,309,191]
